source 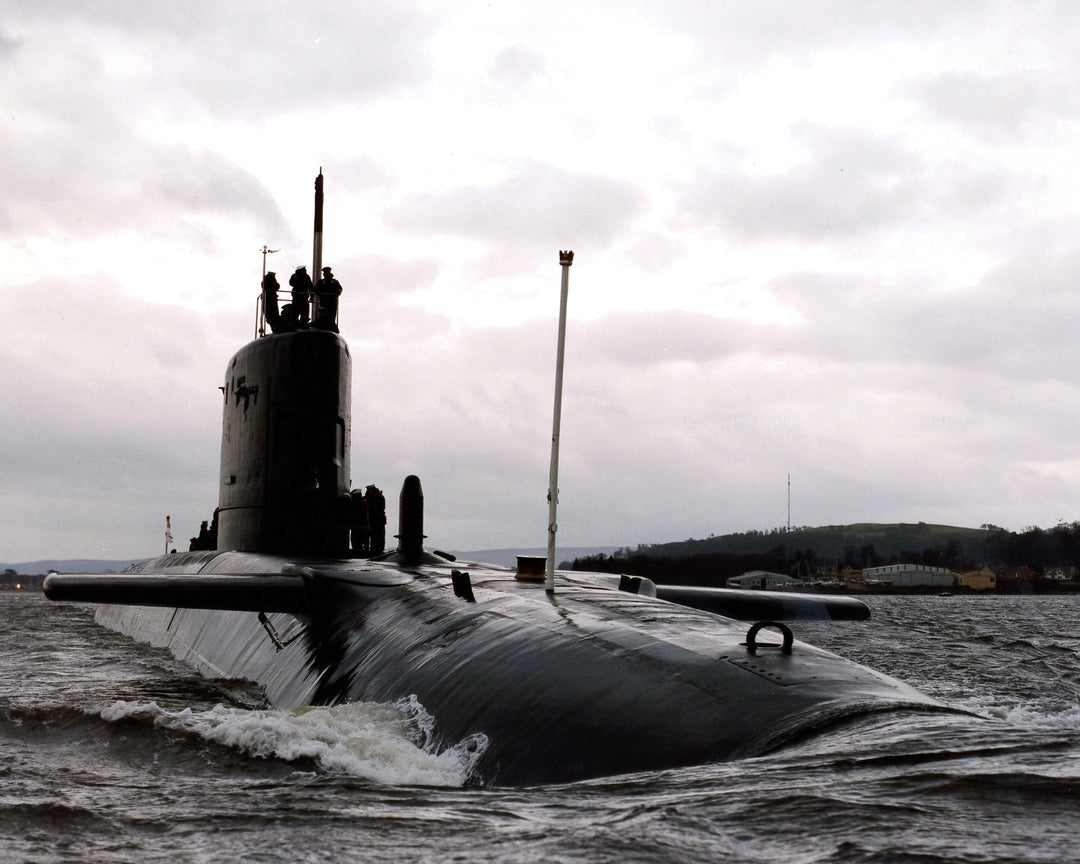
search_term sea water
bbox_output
[3,591,1078,863]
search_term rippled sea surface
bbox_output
[4,591,1079,863]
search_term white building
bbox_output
[862,563,954,588]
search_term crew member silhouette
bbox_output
[288,266,312,326]
[366,484,386,555]
[262,271,282,333]
[351,488,370,555]
[313,266,342,332]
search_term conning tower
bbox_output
[216,171,351,555]
[217,330,351,554]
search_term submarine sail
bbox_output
[44,172,969,786]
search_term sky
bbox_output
[3,1,1080,563]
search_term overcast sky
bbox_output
[4,1,1080,563]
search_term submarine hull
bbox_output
[64,552,956,786]
[44,174,968,787]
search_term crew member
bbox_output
[366,484,386,555]
[313,266,342,332]
[288,266,312,326]
[351,488,370,555]
[262,271,282,333]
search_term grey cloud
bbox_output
[150,151,289,233]
[652,0,1023,63]
[681,127,929,240]
[8,2,433,117]
[386,164,645,250]
[575,310,752,367]
[654,0,1001,63]
[626,234,687,274]
[680,118,1024,243]
[1,133,290,247]
[0,278,224,558]
[489,46,547,84]
[0,29,19,59]
[906,71,1080,140]
[7,271,1078,557]
[336,254,440,304]
[1,5,429,239]
[769,267,1080,385]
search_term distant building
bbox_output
[998,566,1036,593]
[1044,566,1077,582]
[862,563,954,588]
[728,570,801,590]
[957,569,996,591]
[839,566,863,584]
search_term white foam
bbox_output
[99,697,488,787]
[958,696,1080,731]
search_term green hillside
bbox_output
[630,522,993,564]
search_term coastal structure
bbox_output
[862,563,954,588]
[957,569,997,591]
[728,570,803,590]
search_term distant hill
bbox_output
[565,522,1026,588]
[625,523,994,565]
[1,559,141,576]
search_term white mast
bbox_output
[260,244,279,278]
[546,251,574,594]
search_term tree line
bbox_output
[570,521,1080,586]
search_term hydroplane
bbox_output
[44,173,963,785]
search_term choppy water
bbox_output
[3,591,1079,863]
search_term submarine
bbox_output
[45,172,964,786]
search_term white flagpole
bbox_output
[546,250,573,594]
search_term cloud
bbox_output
[906,70,1080,140]
[763,233,1080,387]
[489,45,547,84]
[657,0,1006,62]
[574,310,750,367]
[385,163,645,250]
[679,125,932,240]
[2,86,289,244]
[0,277,227,559]
[6,2,434,117]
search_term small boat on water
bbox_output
[45,173,966,785]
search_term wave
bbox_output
[97,696,489,787]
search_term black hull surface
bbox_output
[61,551,957,786]
[44,175,969,787]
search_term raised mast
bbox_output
[546,250,573,593]
[312,169,324,278]
[311,169,324,323]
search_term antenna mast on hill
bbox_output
[787,472,791,532]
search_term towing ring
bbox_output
[745,621,794,656]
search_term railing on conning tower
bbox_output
[255,270,341,338]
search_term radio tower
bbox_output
[787,472,791,532]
